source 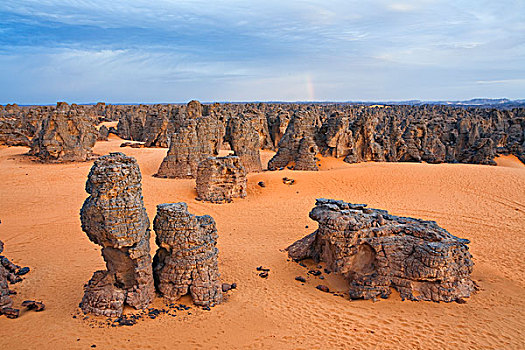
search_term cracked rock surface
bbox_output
[80,152,154,317]
[287,198,476,302]
[153,203,223,306]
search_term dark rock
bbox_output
[282,177,295,185]
[22,300,45,312]
[15,267,30,276]
[0,307,20,319]
[295,276,306,283]
[258,181,266,188]
[316,285,330,293]
[222,283,233,292]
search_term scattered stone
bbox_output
[257,181,266,188]
[222,283,235,292]
[80,153,155,317]
[120,141,145,148]
[153,203,223,307]
[256,266,270,272]
[282,177,295,185]
[308,270,322,276]
[22,300,45,312]
[295,276,306,283]
[196,156,247,203]
[287,198,477,302]
[0,307,20,319]
[316,285,330,293]
[15,267,30,276]
[258,272,269,279]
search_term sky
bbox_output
[1,0,524,104]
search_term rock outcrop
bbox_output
[30,102,98,162]
[268,111,319,170]
[2,102,524,165]
[97,125,109,141]
[226,115,263,172]
[80,153,154,317]
[0,239,16,317]
[196,156,247,203]
[287,199,476,302]
[153,203,223,306]
[155,115,224,178]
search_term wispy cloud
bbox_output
[0,0,524,103]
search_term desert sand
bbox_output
[0,135,524,349]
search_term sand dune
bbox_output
[0,138,524,349]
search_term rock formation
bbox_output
[155,115,224,178]
[79,153,154,317]
[227,115,263,172]
[30,102,98,162]
[268,111,319,170]
[287,199,476,302]
[153,203,223,306]
[1,101,524,165]
[0,239,16,318]
[98,125,109,141]
[196,156,247,203]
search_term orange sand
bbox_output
[0,138,524,349]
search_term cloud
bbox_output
[0,0,524,103]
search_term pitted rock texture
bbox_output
[196,156,247,203]
[268,111,320,170]
[155,116,224,178]
[30,102,98,162]
[80,152,154,317]
[287,199,476,302]
[226,115,263,172]
[153,203,223,306]
[2,102,524,164]
[0,239,15,315]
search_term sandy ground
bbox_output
[0,136,524,349]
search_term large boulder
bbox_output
[287,199,476,302]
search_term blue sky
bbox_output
[1,0,524,104]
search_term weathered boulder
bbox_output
[287,199,476,302]
[30,103,98,162]
[196,156,247,203]
[153,203,223,306]
[80,153,154,317]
